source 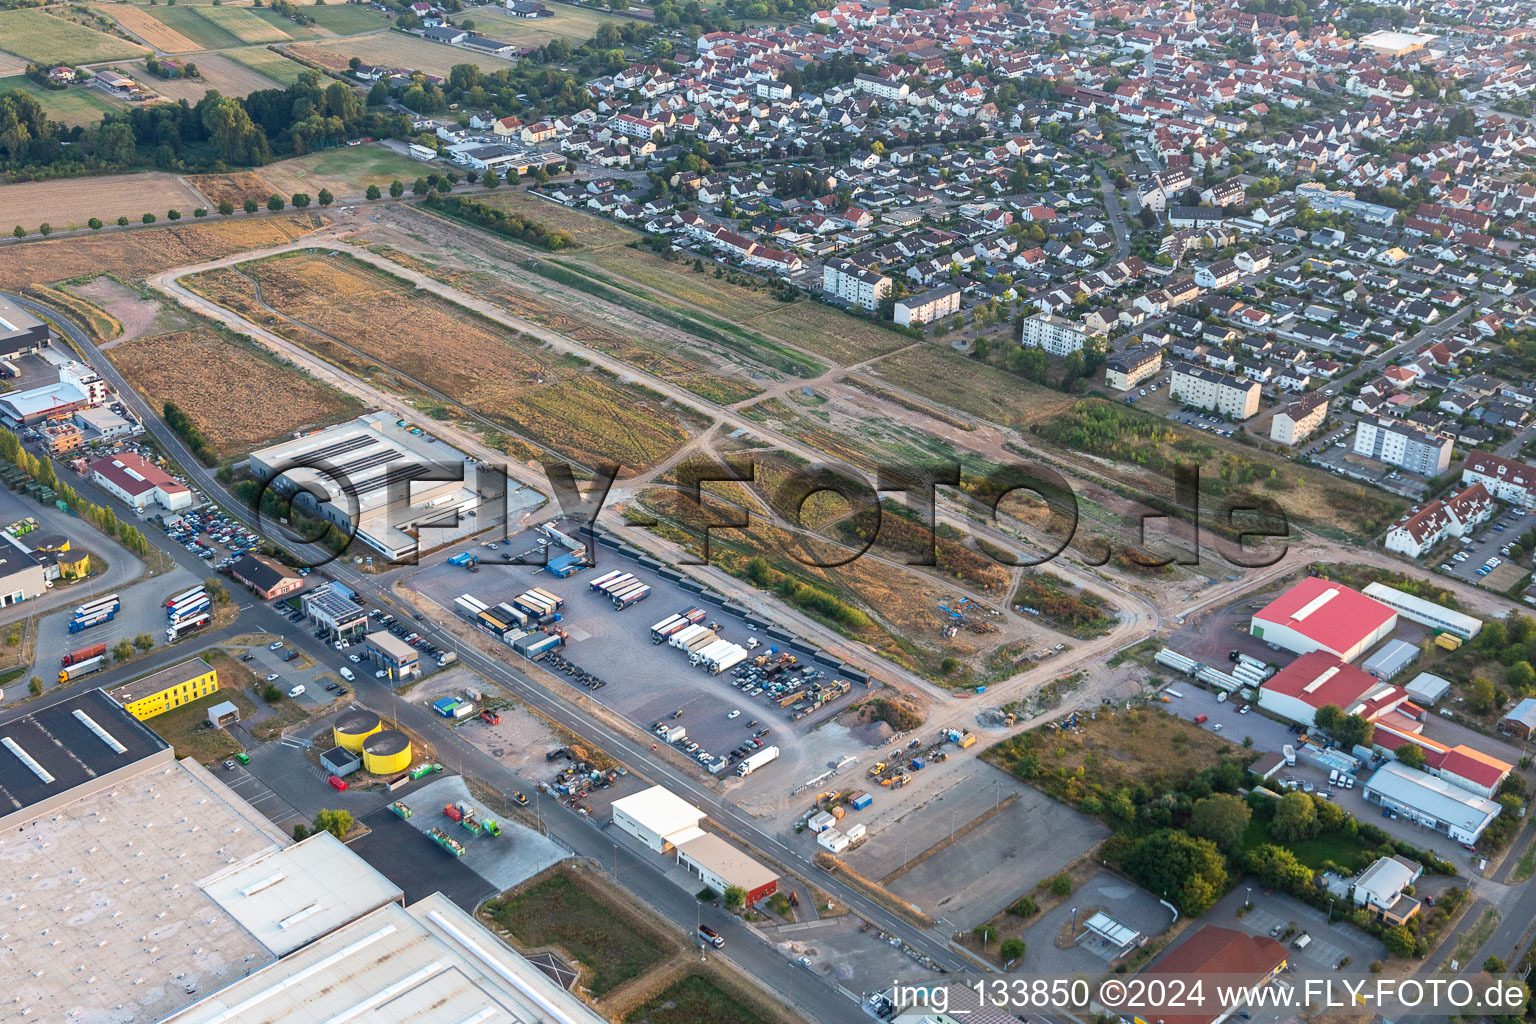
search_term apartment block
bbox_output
[1354,417,1453,476]
[822,257,892,310]
[1169,361,1261,420]
[1019,312,1091,356]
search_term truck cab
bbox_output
[697,924,724,948]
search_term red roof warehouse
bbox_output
[1249,576,1397,662]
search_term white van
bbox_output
[339,667,355,682]
[288,684,306,698]
[1328,769,1339,786]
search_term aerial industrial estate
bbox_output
[10,0,1536,1022]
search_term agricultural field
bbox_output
[300,3,391,34]
[288,33,513,75]
[92,4,203,51]
[0,52,28,77]
[105,3,246,49]
[188,171,277,208]
[0,173,211,234]
[224,45,312,86]
[482,867,677,999]
[219,252,703,472]
[0,214,326,288]
[107,327,362,456]
[0,9,149,64]
[0,74,123,128]
[131,53,283,101]
[453,4,639,47]
[257,144,433,200]
[195,4,310,43]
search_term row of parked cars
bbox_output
[164,509,263,562]
[370,608,443,662]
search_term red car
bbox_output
[328,775,347,791]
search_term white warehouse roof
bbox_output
[611,785,706,838]
[1361,582,1482,639]
[1364,762,1500,836]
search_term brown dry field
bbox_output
[0,214,326,287]
[228,253,703,472]
[136,53,283,101]
[188,171,277,207]
[473,191,639,250]
[288,34,513,76]
[0,52,28,76]
[866,345,1076,429]
[108,328,360,454]
[0,173,211,234]
[93,4,200,51]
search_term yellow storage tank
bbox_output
[334,709,383,752]
[362,729,412,775]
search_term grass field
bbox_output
[195,4,306,43]
[453,3,637,46]
[215,252,703,472]
[289,33,515,75]
[93,4,204,51]
[0,74,123,128]
[483,867,676,998]
[869,345,1074,429]
[258,144,432,199]
[108,327,363,456]
[301,3,390,34]
[0,214,325,288]
[0,172,211,233]
[624,971,786,1024]
[475,191,638,249]
[0,9,149,64]
[225,45,312,85]
[126,53,282,101]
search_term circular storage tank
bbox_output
[333,709,382,752]
[362,729,412,775]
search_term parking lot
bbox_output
[1428,505,1532,590]
[1020,871,1172,975]
[1191,883,1386,978]
[405,531,872,795]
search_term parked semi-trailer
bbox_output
[650,614,684,640]
[680,607,706,625]
[494,602,529,628]
[69,608,117,633]
[669,624,709,650]
[57,654,106,683]
[167,614,210,641]
[523,633,564,659]
[682,630,719,653]
[710,648,750,675]
[588,570,625,592]
[512,592,553,617]
[690,639,735,666]
[167,594,210,620]
[165,586,204,608]
[612,584,651,609]
[595,574,635,596]
[73,594,120,619]
[529,587,563,610]
[62,642,107,666]
[735,745,780,777]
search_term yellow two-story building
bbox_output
[109,657,218,721]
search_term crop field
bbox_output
[108,327,362,455]
[188,171,277,208]
[94,4,203,51]
[483,867,676,999]
[195,4,306,43]
[0,214,325,288]
[219,46,306,84]
[0,9,149,64]
[288,33,513,75]
[0,173,211,234]
[0,74,122,127]
[0,52,28,77]
[227,253,703,471]
[454,4,638,46]
[258,144,431,200]
[110,3,245,48]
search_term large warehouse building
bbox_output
[1250,577,1397,661]
[0,688,608,1024]
[611,784,706,853]
[1257,651,1408,727]
[1363,762,1502,846]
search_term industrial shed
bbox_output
[1363,762,1502,845]
[1250,577,1397,662]
[611,785,705,853]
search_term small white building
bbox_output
[1019,312,1091,356]
[610,785,705,853]
[894,283,960,326]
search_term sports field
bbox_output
[257,144,430,199]
[0,74,123,128]
[224,45,312,85]
[0,173,213,233]
[0,9,149,64]
[454,4,634,46]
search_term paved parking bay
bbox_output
[350,806,500,910]
[1193,883,1385,977]
[405,531,871,791]
[1021,872,1172,976]
[1432,506,1533,589]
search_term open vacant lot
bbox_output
[624,970,793,1024]
[289,33,514,75]
[482,866,678,999]
[0,74,122,128]
[0,214,325,288]
[0,8,149,64]
[131,53,283,101]
[455,4,638,46]
[224,45,312,85]
[188,171,277,208]
[258,145,431,200]
[0,173,211,234]
[108,327,362,456]
[200,252,703,471]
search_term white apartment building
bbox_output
[822,258,891,311]
[1269,392,1329,445]
[1169,361,1261,420]
[852,72,909,102]
[1103,341,1162,391]
[1353,418,1453,476]
[894,283,960,326]
[1019,312,1091,356]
